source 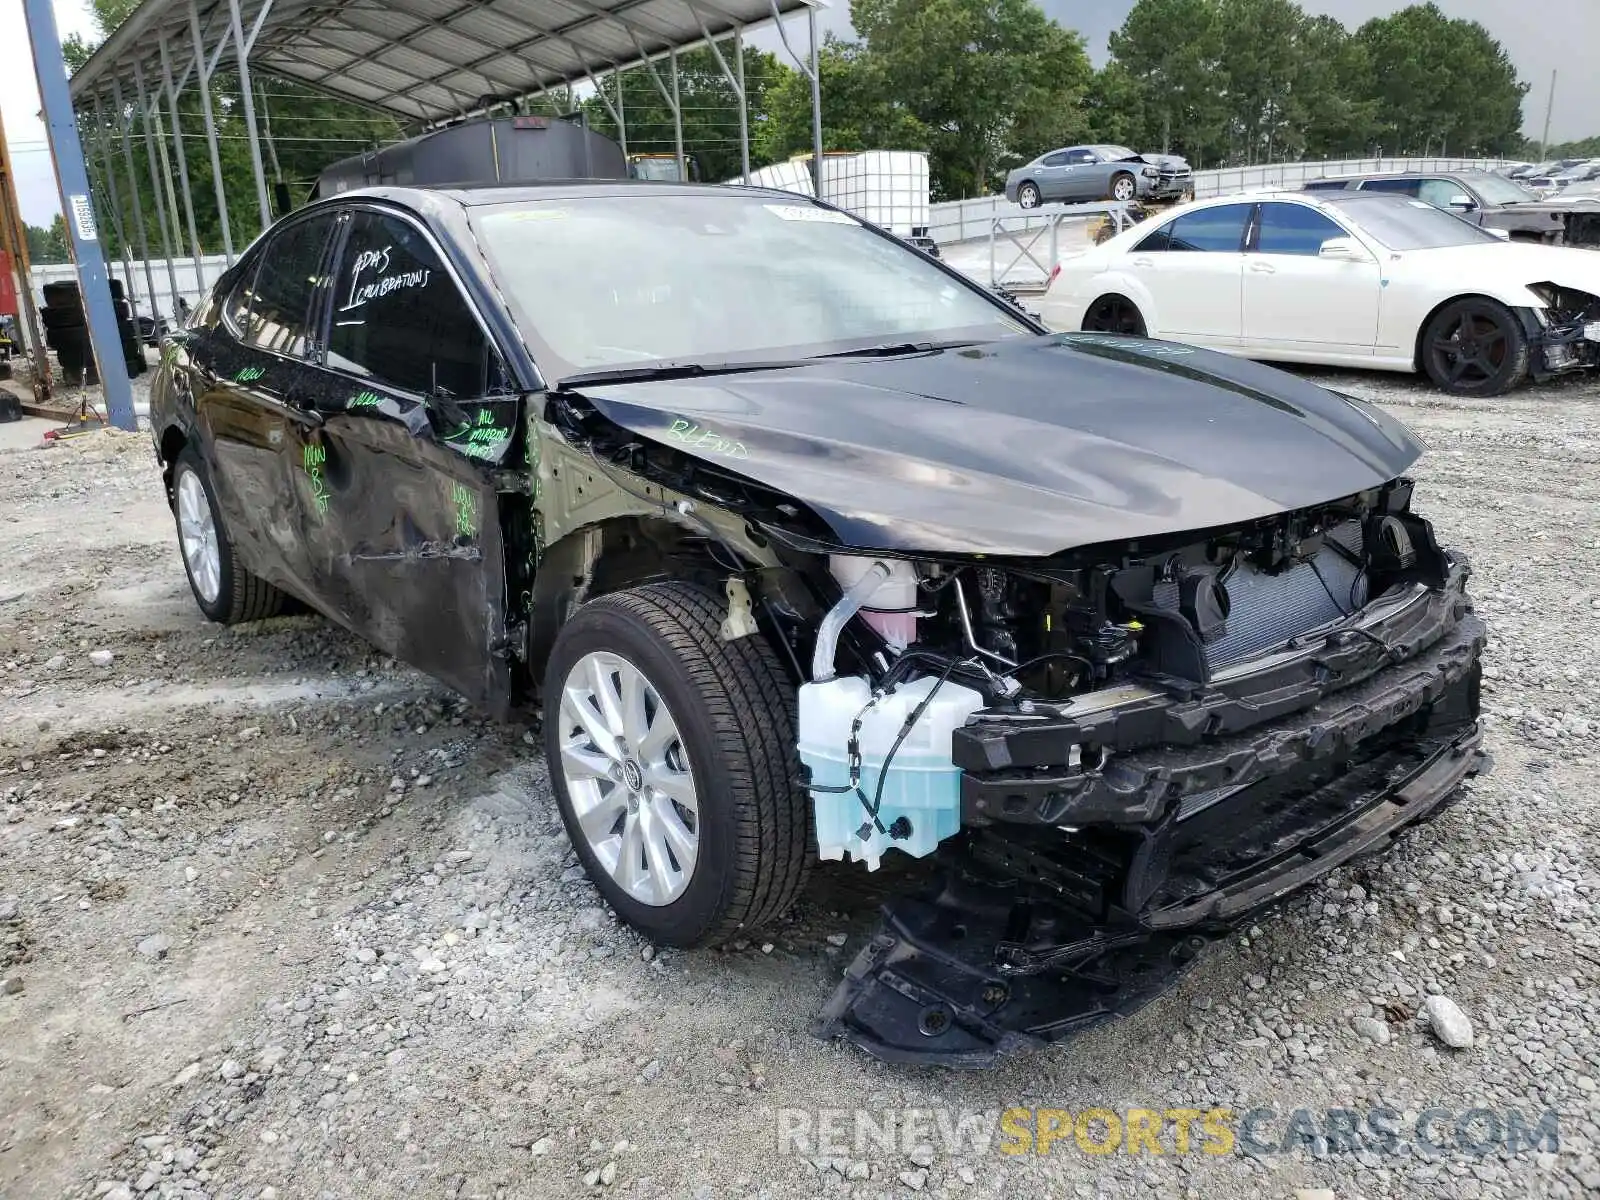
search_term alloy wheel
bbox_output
[1083,296,1146,337]
[176,467,221,604]
[1112,176,1136,202]
[1018,184,1041,209]
[557,650,700,907]
[1428,309,1509,387]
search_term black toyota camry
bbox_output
[148,181,1488,1066]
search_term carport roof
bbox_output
[69,0,820,125]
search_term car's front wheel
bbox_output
[544,582,810,948]
[1109,172,1137,202]
[1016,182,1042,209]
[1420,297,1530,396]
[172,445,286,624]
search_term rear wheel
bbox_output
[1016,182,1042,209]
[544,582,810,948]
[1420,298,1529,396]
[172,446,286,624]
[1109,172,1137,202]
[1082,294,1148,337]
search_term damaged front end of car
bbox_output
[537,339,1489,1068]
[1527,282,1600,379]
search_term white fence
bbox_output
[928,157,1512,245]
[1192,156,1509,197]
[29,253,230,323]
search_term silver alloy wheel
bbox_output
[1018,184,1040,209]
[557,650,700,906]
[1112,175,1136,201]
[176,466,221,604]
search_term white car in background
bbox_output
[1037,190,1600,395]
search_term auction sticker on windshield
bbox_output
[764,204,857,224]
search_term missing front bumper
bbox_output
[813,669,1488,1067]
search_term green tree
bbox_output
[25,218,72,264]
[757,37,929,165]
[1107,0,1230,163]
[1355,3,1526,155]
[848,0,1092,199]
[1292,16,1380,158]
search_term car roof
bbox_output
[313,179,809,209]
[1306,169,1491,185]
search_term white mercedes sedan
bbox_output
[1036,190,1600,396]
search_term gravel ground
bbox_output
[1,368,1597,1200]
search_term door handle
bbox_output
[1132,256,1156,268]
[1249,261,1276,274]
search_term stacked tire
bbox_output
[39,279,147,385]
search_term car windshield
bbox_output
[1328,195,1503,250]
[1465,173,1540,205]
[471,193,1030,378]
[1097,145,1138,161]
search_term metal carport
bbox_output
[63,0,826,343]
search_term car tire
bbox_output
[1082,294,1148,337]
[1420,297,1530,397]
[1108,172,1137,203]
[1016,182,1042,209]
[171,445,287,625]
[544,581,810,949]
[40,305,84,332]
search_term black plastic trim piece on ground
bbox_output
[813,719,1488,1068]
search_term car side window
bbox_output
[326,210,507,400]
[1165,204,1253,252]
[1416,179,1466,208]
[1134,223,1171,252]
[1042,152,1073,168]
[1254,203,1348,255]
[244,216,336,358]
[222,259,262,339]
[1065,149,1096,165]
[1360,178,1422,197]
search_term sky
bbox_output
[3,0,1591,226]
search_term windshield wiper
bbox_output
[555,358,809,390]
[813,338,979,359]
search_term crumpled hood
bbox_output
[573,335,1424,557]
[1135,153,1189,171]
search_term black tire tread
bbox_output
[575,581,809,943]
[174,447,287,625]
[1421,297,1530,397]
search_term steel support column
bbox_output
[190,0,235,263]
[112,78,161,315]
[808,5,823,193]
[669,49,684,181]
[736,29,749,184]
[133,62,183,313]
[229,0,274,231]
[616,64,627,158]
[769,0,822,193]
[20,0,135,429]
[160,41,207,285]
[90,95,138,310]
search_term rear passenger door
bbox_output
[1130,203,1252,345]
[296,205,521,708]
[187,212,339,598]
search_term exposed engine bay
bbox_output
[545,390,1489,1066]
[1529,282,1600,377]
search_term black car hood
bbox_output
[573,335,1423,557]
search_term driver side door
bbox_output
[293,205,522,710]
